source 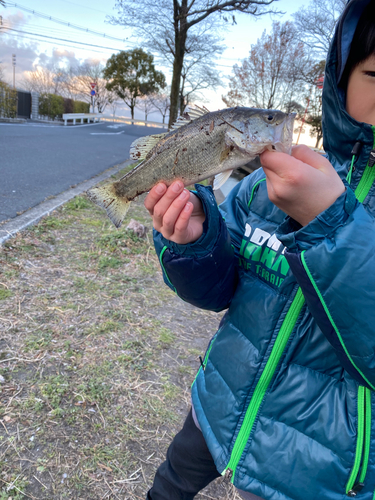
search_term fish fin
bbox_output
[170,104,211,130]
[130,133,168,161]
[184,104,210,120]
[213,170,233,190]
[86,184,131,228]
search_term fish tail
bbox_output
[86,184,131,228]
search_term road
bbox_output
[0,121,166,223]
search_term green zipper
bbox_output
[222,287,305,482]
[354,126,375,203]
[346,387,372,496]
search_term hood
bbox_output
[322,0,374,171]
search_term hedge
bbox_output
[0,82,17,118]
[39,93,90,120]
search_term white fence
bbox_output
[63,113,100,126]
[100,116,169,129]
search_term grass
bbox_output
[0,178,240,499]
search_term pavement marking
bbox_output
[0,159,133,245]
[0,122,103,128]
[90,131,125,135]
[107,124,127,129]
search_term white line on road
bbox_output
[90,131,125,135]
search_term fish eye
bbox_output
[267,115,274,121]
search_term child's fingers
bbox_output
[160,190,191,238]
[260,150,302,176]
[144,183,167,214]
[172,202,194,243]
[291,145,332,173]
[150,181,185,227]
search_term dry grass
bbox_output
[0,175,241,499]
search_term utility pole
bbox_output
[12,54,16,89]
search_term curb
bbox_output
[0,159,132,246]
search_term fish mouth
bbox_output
[270,113,296,154]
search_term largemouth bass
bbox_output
[87,106,295,227]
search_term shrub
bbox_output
[39,93,64,120]
[0,82,17,118]
[74,100,90,113]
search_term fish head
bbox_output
[225,109,296,157]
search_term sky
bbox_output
[0,0,307,119]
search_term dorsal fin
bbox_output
[129,133,167,161]
[169,104,210,130]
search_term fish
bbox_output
[87,105,295,228]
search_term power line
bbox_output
[3,1,132,44]
[3,2,239,64]
[0,31,117,55]
[1,26,128,51]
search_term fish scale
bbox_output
[87,106,295,228]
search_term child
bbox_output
[144,1,375,498]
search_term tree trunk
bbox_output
[168,0,188,128]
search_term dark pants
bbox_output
[147,408,221,499]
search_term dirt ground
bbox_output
[0,170,241,499]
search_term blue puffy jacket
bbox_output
[154,1,375,498]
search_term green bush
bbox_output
[39,93,64,120]
[0,82,17,118]
[74,100,90,113]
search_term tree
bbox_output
[303,60,326,148]
[103,48,166,120]
[292,0,346,57]
[22,66,66,95]
[137,95,157,122]
[109,0,280,128]
[180,59,222,114]
[68,62,117,113]
[222,21,310,111]
[149,92,170,124]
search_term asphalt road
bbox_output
[0,121,166,222]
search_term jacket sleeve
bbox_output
[276,186,375,390]
[153,183,238,312]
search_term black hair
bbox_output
[341,1,375,87]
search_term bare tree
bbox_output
[292,0,346,57]
[149,92,170,124]
[22,66,66,95]
[109,0,280,127]
[136,95,157,122]
[222,21,310,111]
[180,64,222,113]
[68,62,117,113]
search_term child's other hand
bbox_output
[260,145,346,226]
[144,181,205,244]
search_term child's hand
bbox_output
[144,181,205,244]
[260,145,346,226]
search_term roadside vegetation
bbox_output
[0,169,240,499]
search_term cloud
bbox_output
[0,36,39,86]
[0,9,109,88]
[3,11,29,29]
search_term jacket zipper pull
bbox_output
[222,468,233,483]
[347,482,365,497]
[199,356,205,370]
[367,149,375,167]
[351,142,362,157]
